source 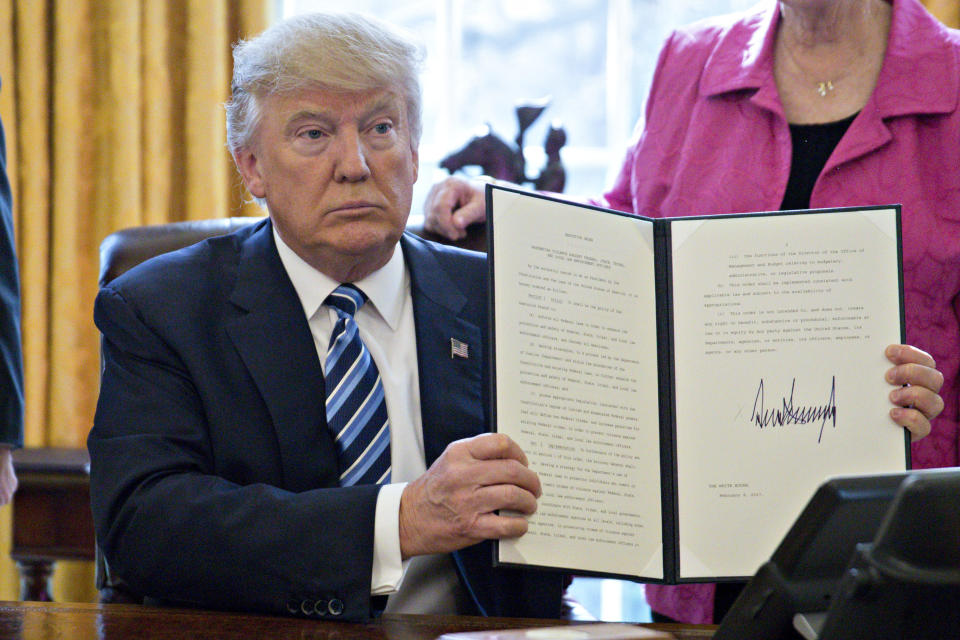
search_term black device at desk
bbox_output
[714,468,960,640]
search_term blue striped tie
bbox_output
[323,284,391,486]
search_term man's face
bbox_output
[235,87,418,277]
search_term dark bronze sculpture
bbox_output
[439,98,567,193]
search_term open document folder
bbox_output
[486,185,908,583]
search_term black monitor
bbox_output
[713,472,907,640]
[816,468,960,640]
[714,468,960,640]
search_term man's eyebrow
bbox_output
[362,95,402,119]
[281,95,403,134]
[283,109,334,132]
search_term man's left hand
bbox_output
[397,433,540,559]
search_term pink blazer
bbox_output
[601,0,960,623]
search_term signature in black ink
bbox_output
[750,377,837,443]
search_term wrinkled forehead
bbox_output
[281,86,404,114]
[255,86,411,132]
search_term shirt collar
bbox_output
[273,227,407,331]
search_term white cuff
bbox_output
[371,482,409,595]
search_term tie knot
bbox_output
[325,284,367,317]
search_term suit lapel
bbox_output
[223,228,487,489]
[223,230,560,617]
[225,221,338,492]
[401,234,487,467]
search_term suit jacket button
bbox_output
[300,599,315,616]
[328,599,344,616]
[314,600,328,616]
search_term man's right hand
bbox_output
[423,176,486,241]
[398,433,540,559]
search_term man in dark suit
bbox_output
[88,13,563,621]
[0,80,24,504]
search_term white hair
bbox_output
[225,12,424,154]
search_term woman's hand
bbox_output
[885,344,944,441]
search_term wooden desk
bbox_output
[0,602,716,640]
[10,447,96,601]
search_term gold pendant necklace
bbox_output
[815,80,835,97]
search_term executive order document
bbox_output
[488,185,906,582]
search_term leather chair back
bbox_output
[100,218,486,289]
[403,220,487,254]
[99,217,262,287]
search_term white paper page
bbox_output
[670,208,904,578]
[491,188,663,579]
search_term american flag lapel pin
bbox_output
[450,337,469,359]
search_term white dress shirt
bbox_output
[273,230,465,614]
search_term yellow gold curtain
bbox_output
[924,0,960,27]
[0,0,268,602]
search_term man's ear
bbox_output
[233,147,266,199]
